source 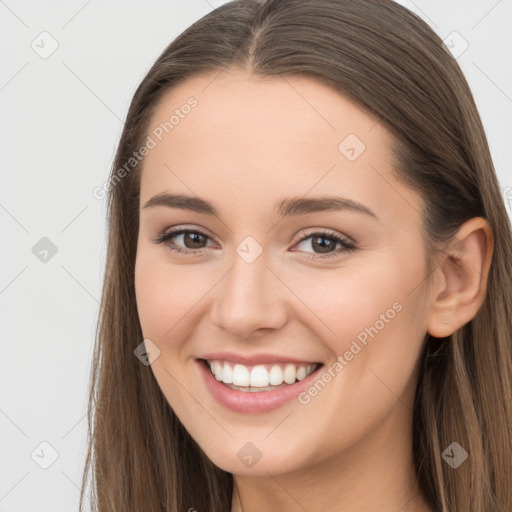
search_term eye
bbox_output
[152,226,357,259]
[151,227,215,255]
[291,230,357,259]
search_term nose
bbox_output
[209,250,289,339]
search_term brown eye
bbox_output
[292,231,357,259]
[310,235,338,254]
[181,231,208,249]
[153,228,214,254]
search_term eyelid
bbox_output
[291,228,357,259]
[294,227,354,245]
[151,226,215,249]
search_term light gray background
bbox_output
[1,1,511,510]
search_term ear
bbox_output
[426,217,494,338]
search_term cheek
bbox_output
[284,262,426,454]
[285,258,412,351]
[135,254,168,339]
[285,252,428,410]
[134,251,208,424]
[134,250,211,341]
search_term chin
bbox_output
[202,442,314,477]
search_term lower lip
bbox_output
[197,359,322,414]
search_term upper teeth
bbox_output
[207,360,317,387]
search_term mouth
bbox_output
[201,358,321,392]
[196,357,324,413]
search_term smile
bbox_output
[197,357,324,413]
[206,359,319,391]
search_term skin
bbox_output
[134,68,493,512]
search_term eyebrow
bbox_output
[142,193,378,220]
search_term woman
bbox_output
[80,1,512,511]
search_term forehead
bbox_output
[139,69,421,228]
[148,69,382,151]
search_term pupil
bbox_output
[313,236,334,254]
[185,233,206,249]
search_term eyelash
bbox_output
[151,227,357,259]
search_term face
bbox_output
[134,69,433,476]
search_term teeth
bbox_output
[232,364,249,386]
[269,364,284,385]
[283,363,296,384]
[212,360,223,381]
[249,365,269,387]
[222,363,233,384]
[296,366,307,381]
[206,360,318,389]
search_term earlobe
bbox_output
[426,217,494,338]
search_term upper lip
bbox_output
[199,351,321,366]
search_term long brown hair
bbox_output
[80,1,512,510]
